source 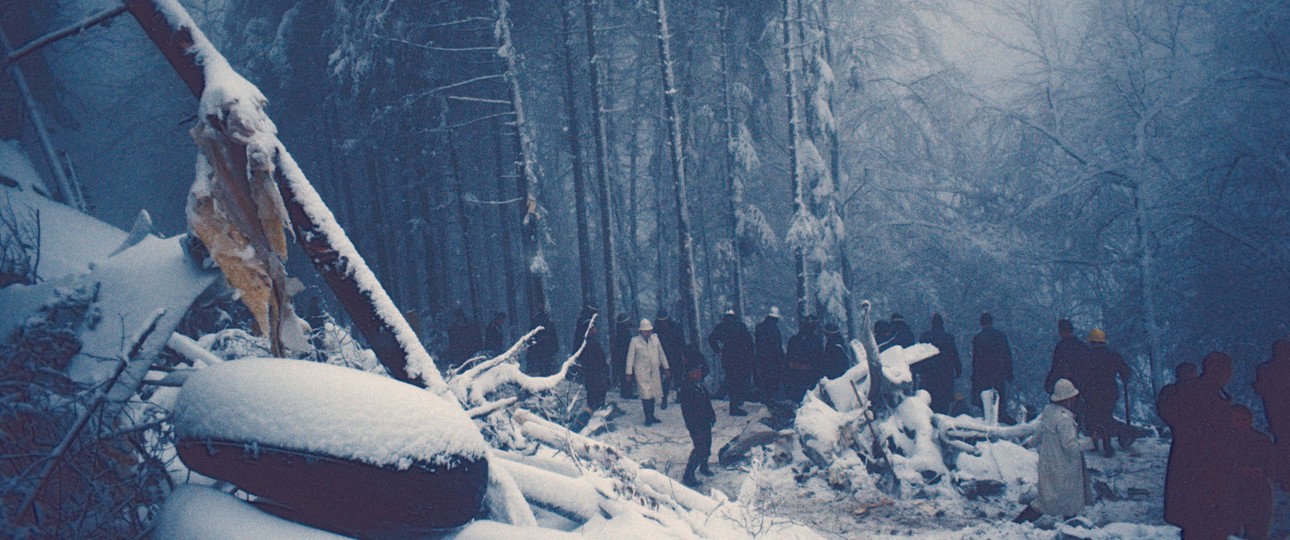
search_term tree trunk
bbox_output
[447,122,481,317]
[820,0,855,337]
[719,3,745,319]
[654,0,701,342]
[584,0,620,326]
[559,0,597,310]
[1132,182,1164,396]
[782,0,808,321]
[494,0,548,318]
[494,118,520,337]
[122,0,445,388]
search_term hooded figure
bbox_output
[887,313,915,348]
[1017,378,1092,522]
[1045,319,1088,395]
[820,322,850,380]
[916,314,961,414]
[971,312,1014,423]
[754,307,785,402]
[1078,329,1130,456]
[527,311,560,376]
[579,320,610,411]
[483,312,507,353]
[785,316,823,402]
[447,309,483,368]
[708,310,755,415]
[626,318,670,425]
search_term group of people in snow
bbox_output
[1156,343,1289,540]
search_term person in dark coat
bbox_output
[1157,361,1197,524]
[708,310,755,415]
[483,312,507,354]
[447,309,483,368]
[572,305,599,352]
[653,310,685,409]
[820,322,850,380]
[526,311,560,376]
[874,319,894,352]
[888,313,915,348]
[916,313,961,414]
[1078,329,1130,456]
[679,343,717,486]
[611,313,634,397]
[786,316,823,403]
[1253,339,1290,445]
[1045,319,1088,395]
[579,320,610,411]
[754,307,785,403]
[1158,352,1236,540]
[971,312,1014,424]
[1230,404,1276,540]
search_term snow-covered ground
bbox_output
[591,389,1290,539]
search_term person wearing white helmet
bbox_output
[1015,378,1093,523]
[626,318,671,425]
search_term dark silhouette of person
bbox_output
[1045,319,1088,395]
[785,315,823,402]
[708,310,755,415]
[653,310,685,409]
[526,311,560,376]
[754,307,785,403]
[579,321,609,411]
[1158,361,1198,523]
[1253,340,1289,445]
[887,313,915,348]
[679,344,716,487]
[971,312,1014,423]
[1158,352,1236,540]
[820,322,850,380]
[874,319,894,352]
[483,312,507,353]
[446,309,483,368]
[611,313,634,397]
[1230,404,1276,540]
[1078,329,1130,457]
[916,313,961,414]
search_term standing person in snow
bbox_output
[1157,361,1198,526]
[820,322,850,380]
[679,343,717,487]
[653,310,684,409]
[578,318,610,411]
[887,313,915,348]
[1253,339,1289,445]
[572,304,599,352]
[1014,378,1093,523]
[626,318,670,426]
[916,313,961,414]
[971,312,1015,423]
[483,312,507,355]
[611,313,634,398]
[874,319,894,352]
[708,309,755,416]
[754,307,785,403]
[526,311,560,376]
[785,316,824,402]
[1078,329,1130,456]
[1158,352,1237,540]
[1230,404,1276,540]
[447,308,483,368]
[1045,319,1088,395]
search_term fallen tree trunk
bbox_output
[123,0,443,390]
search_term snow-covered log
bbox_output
[124,0,445,391]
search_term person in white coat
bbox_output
[1015,378,1094,523]
[627,318,671,425]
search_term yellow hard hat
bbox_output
[1087,328,1107,343]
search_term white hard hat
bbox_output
[769,306,781,319]
[1051,378,1080,402]
[639,318,654,331]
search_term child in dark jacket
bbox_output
[679,343,716,486]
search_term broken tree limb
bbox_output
[1,4,129,70]
[493,456,602,523]
[123,0,445,391]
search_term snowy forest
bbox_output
[1,0,1289,538]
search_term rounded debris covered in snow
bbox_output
[173,358,490,534]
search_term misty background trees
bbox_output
[4,0,1288,413]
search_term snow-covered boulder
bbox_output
[173,359,490,535]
